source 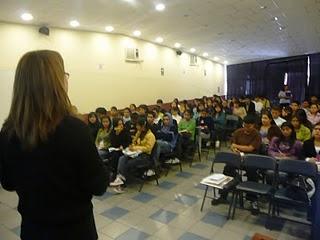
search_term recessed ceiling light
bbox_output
[70,20,80,27]
[224,60,228,65]
[279,26,285,31]
[203,52,209,57]
[214,57,219,61]
[174,43,181,48]
[21,13,33,21]
[133,30,141,37]
[155,3,166,11]
[190,48,196,53]
[105,26,114,32]
[155,37,164,43]
[273,16,278,21]
[260,6,267,9]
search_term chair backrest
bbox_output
[278,160,318,178]
[213,151,242,168]
[243,154,276,171]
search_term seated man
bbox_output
[214,115,262,212]
[177,110,196,160]
[271,106,286,128]
[155,113,178,165]
[147,111,160,136]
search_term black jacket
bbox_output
[303,138,318,158]
[0,116,108,240]
[110,129,131,148]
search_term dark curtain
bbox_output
[309,53,320,98]
[227,55,310,103]
[286,59,308,102]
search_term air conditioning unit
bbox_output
[190,55,198,66]
[125,48,143,62]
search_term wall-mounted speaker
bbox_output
[39,26,49,36]
[176,50,182,56]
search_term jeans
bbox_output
[155,140,172,166]
[117,153,150,179]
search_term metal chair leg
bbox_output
[232,191,238,219]
[228,191,235,219]
[200,186,209,211]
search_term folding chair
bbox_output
[271,160,317,225]
[229,154,276,219]
[200,151,242,219]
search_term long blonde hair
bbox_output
[3,50,72,149]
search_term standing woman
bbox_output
[0,50,108,240]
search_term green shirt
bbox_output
[95,128,111,150]
[295,124,311,142]
[178,118,196,139]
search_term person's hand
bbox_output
[231,143,240,153]
[307,157,317,164]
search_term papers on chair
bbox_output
[200,173,233,189]
[122,148,142,158]
[108,147,121,152]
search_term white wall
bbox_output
[0,22,225,125]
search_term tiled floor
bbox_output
[0,148,311,240]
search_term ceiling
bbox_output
[0,0,319,64]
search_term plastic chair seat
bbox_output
[236,181,273,195]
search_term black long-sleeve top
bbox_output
[110,129,131,148]
[0,116,108,240]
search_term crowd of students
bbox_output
[83,92,320,195]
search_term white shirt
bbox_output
[274,117,286,127]
[253,101,263,113]
[172,114,182,124]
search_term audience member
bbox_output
[171,107,182,124]
[291,114,311,142]
[212,103,226,147]
[95,107,107,122]
[95,116,112,159]
[129,103,137,113]
[122,107,131,124]
[290,101,300,115]
[233,100,247,119]
[307,103,320,127]
[138,104,148,116]
[303,122,320,162]
[268,122,302,160]
[271,106,286,127]
[302,99,310,113]
[282,106,293,122]
[87,112,100,142]
[110,117,156,193]
[146,111,160,136]
[278,85,292,108]
[197,109,214,147]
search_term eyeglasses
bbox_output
[64,72,70,80]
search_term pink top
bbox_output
[307,112,320,126]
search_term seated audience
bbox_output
[291,114,311,142]
[108,118,131,174]
[177,110,196,160]
[95,116,112,159]
[155,113,178,164]
[302,99,310,113]
[87,112,100,142]
[206,98,215,116]
[122,107,131,124]
[268,122,302,160]
[127,112,139,138]
[95,107,107,122]
[253,96,264,114]
[243,95,256,115]
[233,100,247,119]
[258,111,282,153]
[147,111,160,136]
[212,103,226,147]
[307,103,320,127]
[110,117,156,193]
[222,100,232,114]
[290,101,300,115]
[152,106,163,124]
[303,122,320,162]
[171,107,182,124]
[260,96,271,109]
[271,106,286,127]
[138,104,148,116]
[129,103,137,113]
[110,106,119,121]
[197,109,214,147]
[282,106,293,122]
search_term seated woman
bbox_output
[108,118,131,173]
[268,122,303,160]
[110,117,156,193]
[171,107,182,124]
[307,103,320,127]
[197,109,214,148]
[212,103,226,147]
[87,112,100,142]
[258,110,282,154]
[95,116,112,159]
[155,113,178,164]
[291,114,311,142]
[177,110,196,160]
[303,122,320,163]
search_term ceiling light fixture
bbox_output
[279,26,285,31]
[155,3,166,11]
[155,37,163,43]
[273,16,278,21]
[260,6,267,9]
[190,48,196,53]
[174,43,181,48]
[105,26,114,32]
[69,20,80,27]
[133,30,141,37]
[203,52,209,57]
[21,13,33,21]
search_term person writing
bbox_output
[0,50,108,240]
